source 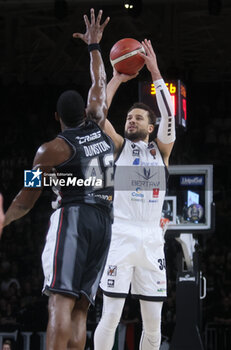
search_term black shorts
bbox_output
[41,204,112,305]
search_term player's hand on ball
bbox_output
[73,8,110,44]
[113,68,138,83]
[139,39,160,76]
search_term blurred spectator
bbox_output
[2,339,12,350]
[0,261,20,298]
[213,296,231,326]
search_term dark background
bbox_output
[0,0,230,349]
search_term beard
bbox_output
[124,129,148,141]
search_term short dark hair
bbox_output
[56,90,85,127]
[127,102,156,125]
[3,339,12,348]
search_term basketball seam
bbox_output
[110,46,145,66]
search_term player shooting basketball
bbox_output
[2,9,113,350]
[94,39,175,350]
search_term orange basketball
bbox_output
[110,38,145,75]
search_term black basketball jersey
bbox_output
[53,120,114,216]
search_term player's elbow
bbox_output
[86,104,108,126]
[14,201,33,213]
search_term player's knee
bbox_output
[49,310,71,332]
[140,301,162,333]
[142,317,161,335]
[48,294,74,333]
[48,317,71,340]
[101,310,121,329]
[67,335,81,349]
[104,311,121,328]
[74,295,90,313]
[144,311,161,325]
[99,296,125,330]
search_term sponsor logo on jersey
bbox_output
[107,265,117,276]
[75,130,101,144]
[136,168,157,181]
[132,149,140,156]
[132,197,145,202]
[157,288,166,293]
[131,187,144,198]
[149,199,158,203]
[180,176,204,186]
[153,188,159,198]
[83,141,111,157]
[148,141,156,159]
[133,158,140,165]
[130,143,140,156]
[157,281,166,285]
[148,141,155,149]
[131,180,161,189]
[141,161,159,166]
[24,169,42,188]
[131,188,145,202]
[131,187,145,202]
[107,279,115,288]
[94,194,113,201]
[149,149,156,159]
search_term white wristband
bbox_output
[154,79,176,144]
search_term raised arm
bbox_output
[106,69,138,109]
[73,9,109,129]
[103,70,138,154]
[140,39,176,166]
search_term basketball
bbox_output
[110,38,145,75]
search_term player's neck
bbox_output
[135,136,149,144]
[129,139,148,145]
[60,120,84,132]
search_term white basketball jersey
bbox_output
[114,139,167,222]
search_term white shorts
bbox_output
[100,218,167,301]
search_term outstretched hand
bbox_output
[139,39,161,80]
[73,8,110,45]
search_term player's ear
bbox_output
[148,124,154,134]
[55,112,60,121]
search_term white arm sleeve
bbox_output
[154,79,176,144]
